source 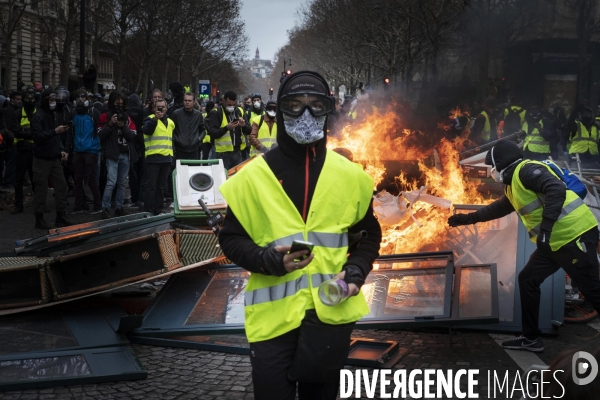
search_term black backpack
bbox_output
[504,107,523,135]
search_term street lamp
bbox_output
[283,58,292,73]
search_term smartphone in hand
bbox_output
[290,240,314,260]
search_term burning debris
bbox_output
[327,108,493,255]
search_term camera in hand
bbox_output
[117,112,128,123]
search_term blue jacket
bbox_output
[72,107,100,153]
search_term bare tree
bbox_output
[0,0,34,88]
[91,0,142,92]
[37,0,79,85]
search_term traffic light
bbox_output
[269,88,274,96]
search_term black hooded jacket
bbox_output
[128,93,145,151]
[219,71,382,287]
[166,82,184,118]
[4,100,21,146]
[468,140,568,233]
[31,90,64,160]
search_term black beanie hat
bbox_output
[485,140,523,171]
[278,70,330,98]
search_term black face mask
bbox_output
[24,100,35,110]
[581,116,593,125]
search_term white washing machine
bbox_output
[175,160,227,210]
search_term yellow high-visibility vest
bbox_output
[214,107,246,152]
[250,115,276,156]
[522,121,550,154]
[505,160,597,251]
[144,114,174,157]
[202,112,210,144]
[17,108,35,144]
[219,151,374,342]
[480,111,491,141]
[569,121,599,155]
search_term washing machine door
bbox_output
[189,172,214,192]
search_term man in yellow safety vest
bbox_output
[141,98,174,215]
[448,140,600,353]
[567,107,600,169]
[219,71,382,400]
[208,90,250,169]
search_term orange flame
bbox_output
[328,106,489,255]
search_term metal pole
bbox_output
[80,0,86,87]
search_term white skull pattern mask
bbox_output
[282,108,326,145]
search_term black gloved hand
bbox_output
[260,246,287,276]
[342,264,365,289]
[447,213,473,227]
[536,230,552,253]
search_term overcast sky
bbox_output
[241,0,304,64]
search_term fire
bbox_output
[328,107,490,255]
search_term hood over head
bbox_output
[128,93,141,109]
[40,88,56,112]
[168,81,184,104]
[485,140,523,172]
[276,70,332,161]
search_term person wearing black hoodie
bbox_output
[448,140,600,353]
[166,81,184,118]
[30,88,74,229]
[218,71,382,400]
[127,93,145,206]
[13,92,37,205]
[98,92,137,219]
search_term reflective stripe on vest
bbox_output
[504,160,597,251]
[250,115,277,156]
[244,273,337,306]
[569,121,599,155]
[219,151,374,342]
[481,111,491,141]
[215,107,246,152]
[16,108,35,144]
[144,115,174,157]
[523,121,550,153]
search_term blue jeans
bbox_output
[102,153,129,210]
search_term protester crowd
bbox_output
[0,81,284,228]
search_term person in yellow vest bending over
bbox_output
[521,105,551,161]
[568,107,600,169]
[219,71,382,400]
[448,140,600,353]
[249,100,277,156]
[141,98,174,215]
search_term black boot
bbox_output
[55,212,75,227]
[35,213,52,230]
